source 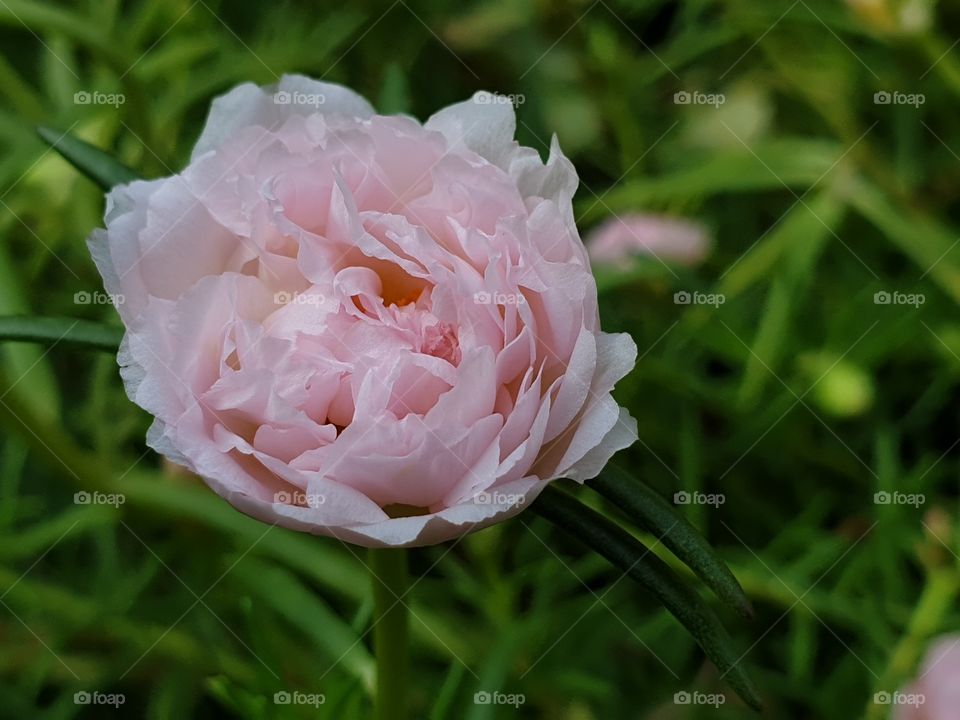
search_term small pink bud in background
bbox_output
[586,214,710,267]
[586,214,708,265]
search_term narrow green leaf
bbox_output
[0,227,60,422]
[846,176,960,303]
[591,467,753,619]
[532,486,762,711]
[0,504,115,560]
[464,621,526,720]
[717,189,844,303]
[0,566,255,684]
[36,126,140,191]
[736,275,793,408]
[0,1,130,66]
[429,662,466,720]
[578,138,841,221]
[120,477,369,604]
[232,558,376,693]
[0,315,122,352]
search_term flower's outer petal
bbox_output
[593,332,639,395]
[191,75,375,160]
[424,91,517,169]
[563,407,638,483]
[508,134,579,206]
[555,332,638,481]
[88,179,164,324]
[220,475,547,548]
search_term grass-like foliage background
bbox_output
[0,0,958,717]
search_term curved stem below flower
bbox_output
[369,547,409,720]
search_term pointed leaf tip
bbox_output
[36,126,140,192]
[591,466,754,619]
[532,486,763,711]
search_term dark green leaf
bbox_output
[591,465,753,618]
[532,485,762,711]
[0,315,122,352]
[36,126,140,191]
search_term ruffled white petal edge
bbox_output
[425,92,579,206]
[191,74,376,161]
[213,475,547,548]
[87,179,166,325]
[425,91,518,169]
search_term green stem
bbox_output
[369,548,409,720]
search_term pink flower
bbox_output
[893,634,960,720]
[89,75,637,547]
[586,213,709,267]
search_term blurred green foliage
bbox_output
[0,0,958,718]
